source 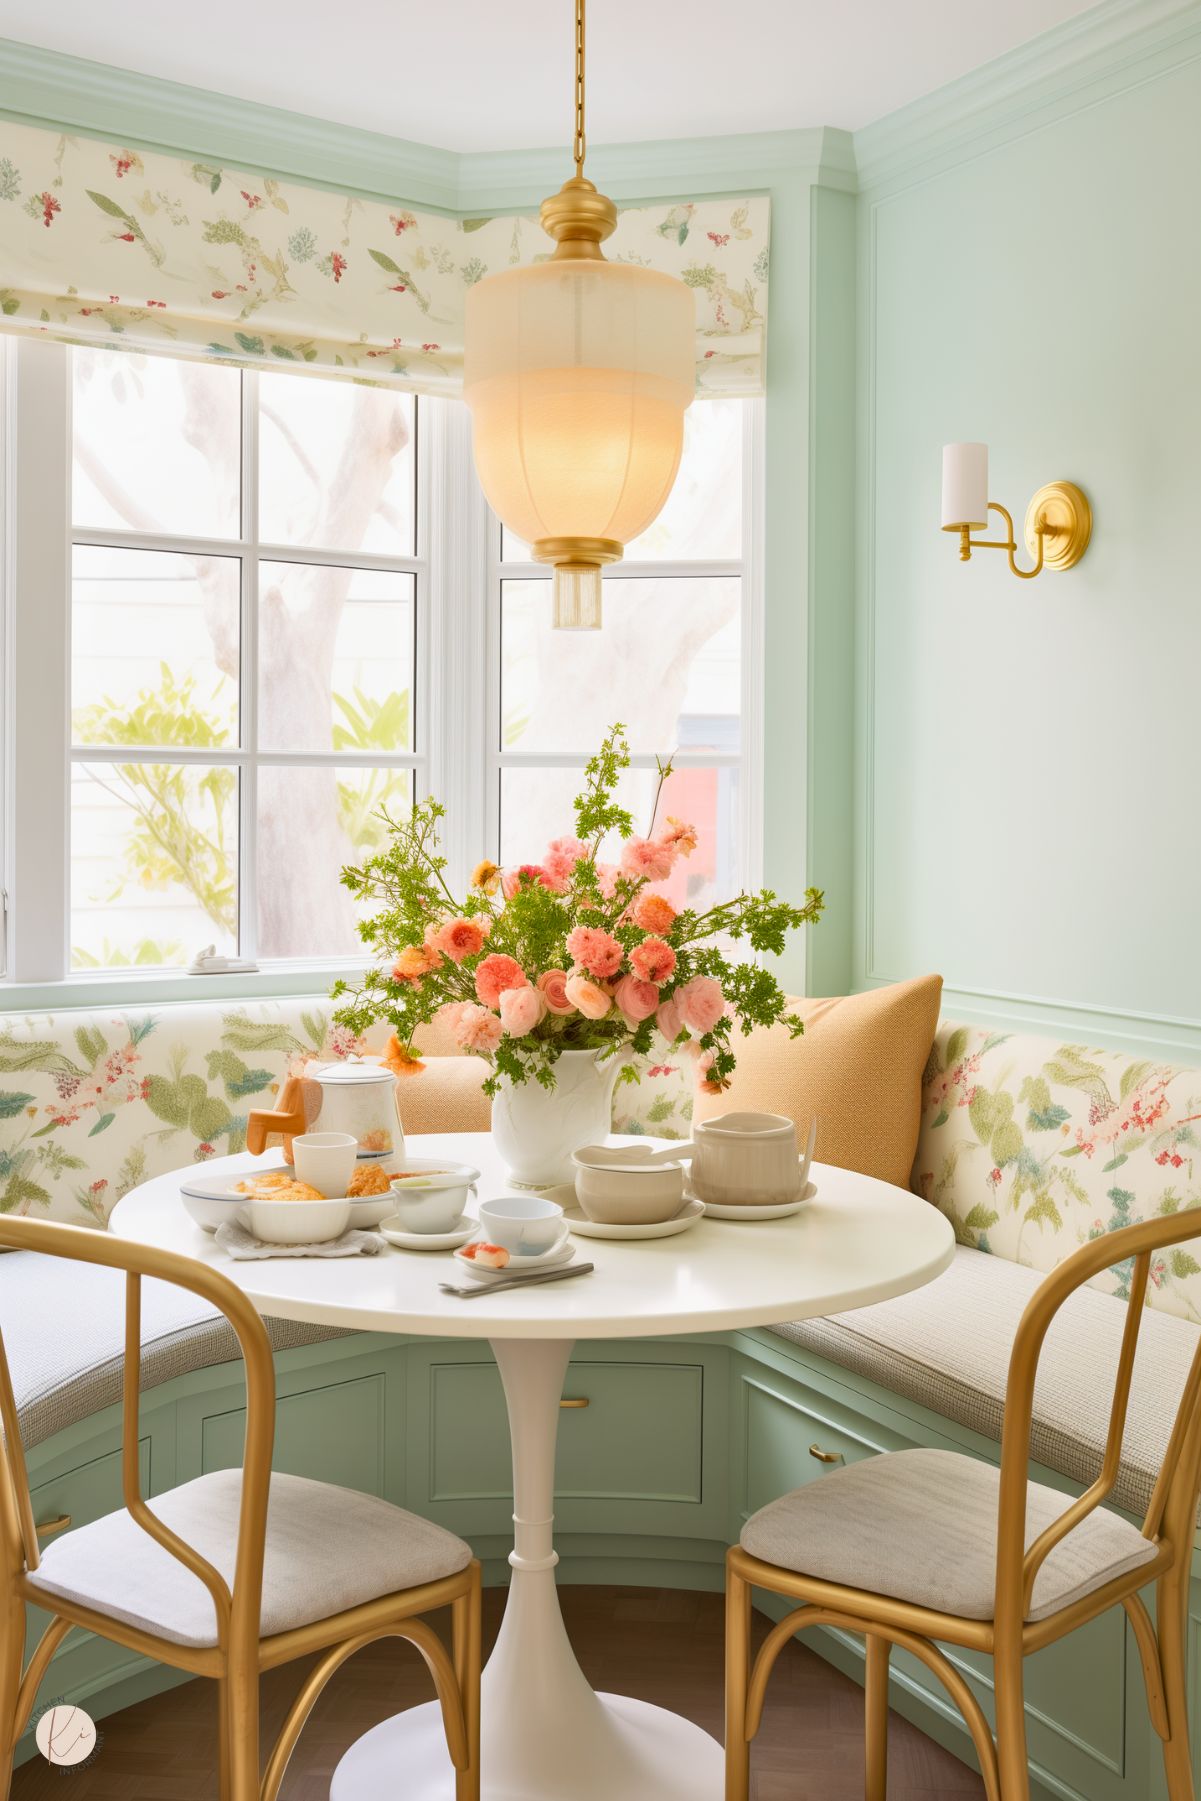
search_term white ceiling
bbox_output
[2,0,1098,152]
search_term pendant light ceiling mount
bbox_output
[463,0,695,630]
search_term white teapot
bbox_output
[246,1059,403,1164]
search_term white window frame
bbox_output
[1,336,764,1009]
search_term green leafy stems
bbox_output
[332,724,824,1098]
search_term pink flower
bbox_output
[500,986,547,1038]
[565,926,623,979]
[613,975,660,1024]
[453,1004,504,1055]
[565,972,612,1019]
[676,975,725,1036]
[630,937,676,984]
[661,816,699,857]
[632,891,678,935]
[475,953,528,1008]
[543,836,590,886]
[502,863,555,898]
[656,992,687,1044]
[621,838,676,882]
[433,916,490,964]
[595,862,621,899]
[538,969,576,1015]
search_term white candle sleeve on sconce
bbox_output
[941,442,989,530]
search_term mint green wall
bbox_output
[852,5,1201,1060]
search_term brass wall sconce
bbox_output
[941,442,1091,581]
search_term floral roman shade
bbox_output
[0,120,770,396]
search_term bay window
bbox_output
[3,336,761,1000]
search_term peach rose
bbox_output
[453,1004,504,1055]
[613,974,659,1024]
[620,837,676,882]
[537,969,577,1015]
[433,916,489,964]
[677,975,725,1036]
[565,972,612,1019]
[630,936,677,984]
[656,991,687,1045]
[475,953,529,1008]
[500,985,548,1038]
[632,891,678,935]
[565,925,623,979]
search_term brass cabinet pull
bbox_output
[35,1513,72,1538]
[808,1444,843,1465]
[560,1397,590,1409]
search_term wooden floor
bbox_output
[12,1586,985,1799]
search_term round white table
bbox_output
[110,1132,955,1801]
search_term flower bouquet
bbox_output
[332,725,824,1183]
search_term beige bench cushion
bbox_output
[771,1244,1200,1520]
[27,1468,472,1648]
[741,1447,1158,1622]
[2,1252,350,1450]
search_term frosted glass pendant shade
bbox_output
[941,442,989,530]
[465,254,695,627]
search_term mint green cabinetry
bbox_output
[13,1326,1199,1800]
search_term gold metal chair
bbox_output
[725,1212,1201,1801]
[0,1216,482,1801]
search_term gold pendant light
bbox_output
[463,0,695,629]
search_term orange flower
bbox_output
[392,942,441,984]
[632,891,678,935]
[661,816,699,857]
[471,859,501,893]
[383,1034,426,1077]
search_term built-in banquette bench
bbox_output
[3,996,1200,1800]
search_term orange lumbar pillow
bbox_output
[692,975,942,1190]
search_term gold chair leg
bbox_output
[865,1634,890,1801]
[0,1592,25,1801]
[224,1657,259,1801]
[217,1677,231,1801]
[993,1633,1030,1801]
[453,1564,482,1801]
[725,1553,752,1801]
[1158,1572,1197,1801]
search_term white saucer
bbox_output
[565,1196,705,1240]
[687,1179,817,1221]
[453,1236,575,1282]
[380,1213,477,1251]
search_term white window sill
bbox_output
[0,961,371,1015]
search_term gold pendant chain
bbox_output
[573,0,586,175]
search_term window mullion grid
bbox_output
[239,367,260,967]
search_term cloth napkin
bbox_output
[215,1220,387,1260]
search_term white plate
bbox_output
[688,1179,818,1221]
[379,1212,478,1252]
[564,1196,705,1240]
[453,1236,575,1282]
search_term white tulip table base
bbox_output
[330,1338,724,1801]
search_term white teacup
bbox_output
[478,1194,566,1257]
[292,1131,358,1197]
[688,1111,801,1206]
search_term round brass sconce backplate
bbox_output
[1024,481,1092,571]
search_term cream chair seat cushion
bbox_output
[26,1468,473,1649]
[770,1244,1200,1520]
[741,1447,1158,1623]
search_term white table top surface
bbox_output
[107,1133,955,1341]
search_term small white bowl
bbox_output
[572,1151,686,1226]
[247,1194,351,1245]
[388,1160,480,1235]
[477,1193,564,1257]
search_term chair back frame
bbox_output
[0,1215,276,1666]
[994,1211,1201,1636]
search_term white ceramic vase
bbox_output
[490,1048,621,1187]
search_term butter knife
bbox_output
[439,1261,595,1300]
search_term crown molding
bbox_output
[854,0,1201,193]
[0,37,463,209]
[0,37,856,217]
